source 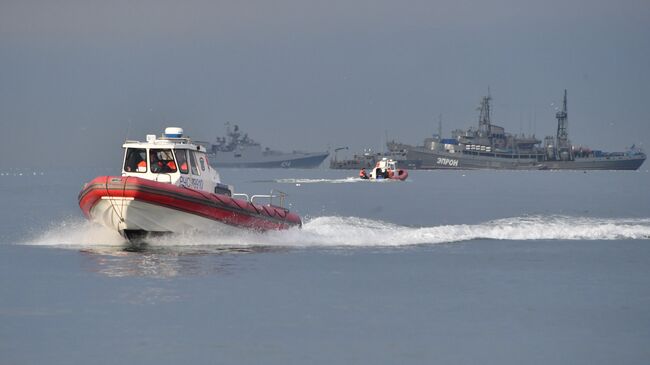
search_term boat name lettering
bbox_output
[436,157,459,167]
[178,176,204,190]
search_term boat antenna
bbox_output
[438,114,443,140]
[124,118,133,141]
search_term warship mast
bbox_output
[478,90,492,136]
[555,89,571,160]
[432,114,443,141]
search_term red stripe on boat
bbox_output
[78,176,301,230]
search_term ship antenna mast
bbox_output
[478,87,492,136]
[555,89,571,160]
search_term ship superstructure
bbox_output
[385,90,645,170]
[329,147,420,170]
[207,124,329,168]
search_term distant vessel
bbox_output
[386,90,646,170]
[330,147,421,170]
[207,124,329,168]
[359,158,409,181]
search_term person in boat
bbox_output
[150,150,177,173]
[166,160,177,171]
[175,150,189,173]
[124,149,147,172]
[386,168,394,179]
[150,151,163,173]
[137,159,146,171]
[359,168,369,179]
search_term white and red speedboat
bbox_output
[78,127,302,242]
[359,158,408,181]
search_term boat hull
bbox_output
[540,156,646,170]
[391,170,409,180]
[78,176,301,239]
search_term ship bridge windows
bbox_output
[150,149,177,173]
[124,148,147,173]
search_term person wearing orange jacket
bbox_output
[359,168,369,179]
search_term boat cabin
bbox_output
[369,158,398,179]
[122,127,230,195]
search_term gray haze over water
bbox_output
[2,0,650,168]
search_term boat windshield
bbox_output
[150,149,177,173]
[189,151,200,175]
[198,153,206,172]
[174,149,189,174]
[124,148,147,173]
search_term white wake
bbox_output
[273,177,398,184]
[25,215,650,249]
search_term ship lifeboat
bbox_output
[78,128,301,242]
[359,158,408,181]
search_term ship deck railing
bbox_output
[461,150,546,160]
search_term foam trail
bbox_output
[266,216,650,247]
[24,215,650,250]
[27,219,126,248]
[272,177,397,184]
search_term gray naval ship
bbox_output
[206,124,329,168]
[385,90,646,170]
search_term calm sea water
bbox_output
[1,167,649,364]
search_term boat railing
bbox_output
[233,190,288,208]
[232,193,250,201]
[251,189,287,208]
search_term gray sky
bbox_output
[1,0,649,168]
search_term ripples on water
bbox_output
[78,246,259,278]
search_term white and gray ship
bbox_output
[337,90,645,170]
[206,124,329,168]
